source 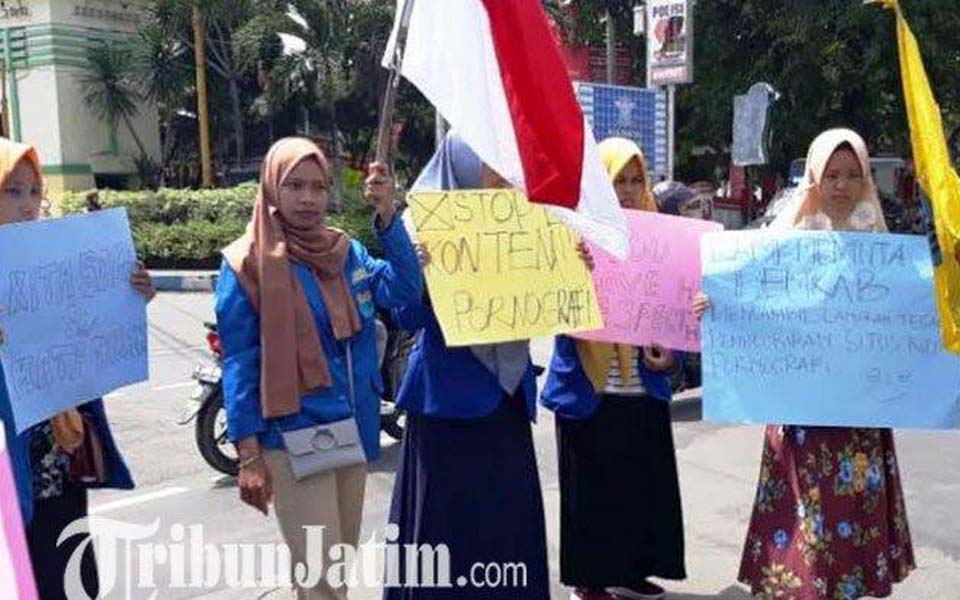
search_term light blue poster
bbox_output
[0,209,148,432]
[701,229,960,429]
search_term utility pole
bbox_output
[192,6,214,188]
[605,6,616,84]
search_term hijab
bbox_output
[771,128,888,232]
[598,137,659,212]
[653,181,696,216]
[0,139,85,451]
[579,137,659,391]
[414,133,530,395]
[223,137,362,419]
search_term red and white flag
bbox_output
[384,0,629,257]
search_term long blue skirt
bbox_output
[383,391,550,599]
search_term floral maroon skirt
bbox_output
[737,426,915,600]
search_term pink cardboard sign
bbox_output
[0,429,38,600]
[576,209,723,351]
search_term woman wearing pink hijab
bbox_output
[696,129,916,599]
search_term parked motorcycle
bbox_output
[181,316,415,477]
[177,322,236,476]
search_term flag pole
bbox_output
[375,0,416,165]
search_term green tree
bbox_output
[78,41,149,159]
[237,1,414,166]
[149,0,259,164]
[547,0,960,179]
[136,4,194,182]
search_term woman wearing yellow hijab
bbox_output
[541,138,685,600]
[0,137,154,599]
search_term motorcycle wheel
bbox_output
[196,391,239,477]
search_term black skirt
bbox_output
[27,483,100,600]
[556,393,686,588]
[384,392,550,599]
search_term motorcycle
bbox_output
[177,322,236,476]
[180,316,415,477]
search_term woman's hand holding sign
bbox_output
[577,240,595,271]
[692,292,711,321]
[130,262,156,303]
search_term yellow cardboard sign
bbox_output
[407,189,604,346]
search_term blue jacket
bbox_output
[0,367,134,525]
[393,301,538,420]
[215,218,422,461]
[540,335,678,420]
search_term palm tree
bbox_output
[135,8,192,183]
[78,41,149,159]
[235,0,348,139]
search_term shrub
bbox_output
[56,180,382,269]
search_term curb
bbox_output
[150,271,219,292]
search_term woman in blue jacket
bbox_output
[215,137,421,600]
[383,133,554,600]
[0,138,148,599]
[541,139,686,600]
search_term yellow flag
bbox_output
[874,0,960,353]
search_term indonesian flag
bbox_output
[384,0,630,257]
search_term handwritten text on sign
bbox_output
[577,209,722,351]
[408,190,604,346]
[701,230,960,429]
[0,209,149,432]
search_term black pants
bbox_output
[27,484,99,600]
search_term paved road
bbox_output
[87,292,960,599]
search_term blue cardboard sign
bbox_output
[701,229,960,429]
[0,209,148,432]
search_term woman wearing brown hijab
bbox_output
[215,138,422,599]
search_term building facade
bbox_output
[0,0,159,192]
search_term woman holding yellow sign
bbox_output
[384,133,554,599]
[541,138,685,600]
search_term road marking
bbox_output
[91,486,190,514]
[149,345,208,358]
[152,381,196,392]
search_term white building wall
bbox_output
[0,0,158,188]
[17,66,65,162]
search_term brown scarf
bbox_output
[222,138,362,419]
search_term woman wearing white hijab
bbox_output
[722,129,916,599]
